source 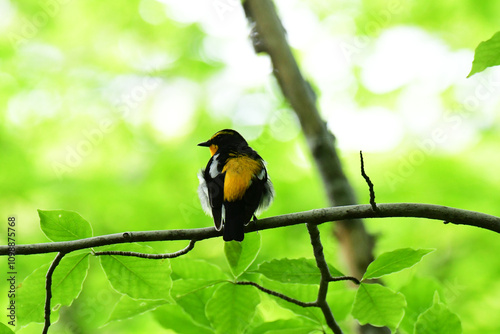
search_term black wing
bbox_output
[203,156,225,230]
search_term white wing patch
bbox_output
[256,174,274,216]
[257,168,266,180]
[209,153,220,178]
[197,170,212,216]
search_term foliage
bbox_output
[1,0,500,333]
[352,283,406,332]
[99,244,173,301]
[468,31,500,77]
[362,248,434,280]
[414,293,462,334]
[17,252,90,327]
[11,211,464,333]
[38,210,93,241]
[257,258,343,284]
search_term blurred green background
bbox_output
[1,0,500,333]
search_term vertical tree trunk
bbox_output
[243,1,388,332]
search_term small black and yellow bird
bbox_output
[198,129,274,241]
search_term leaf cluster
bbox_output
[8,210,463,333]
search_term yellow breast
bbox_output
[222,155,263,202]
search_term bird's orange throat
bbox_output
[209,144,218,156]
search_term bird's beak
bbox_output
[198,141,211,147]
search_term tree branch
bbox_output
[360,151,379,212]
[242,2,383,331]
[242,0,376,285]
[2,203,499,256]
[307,223,343,334]
[42,252,66,334]
[328,275,360,285]
[93,240,196,259]
[236,281,316,308]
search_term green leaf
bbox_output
[99,244,172,301]
[251,322,323,334]
[468,31,500,77]
[107,295,168,323]
[171,258,228,280]
[327,264,345,278]
[206,282,260,334]
[0,322,15,334]
[17,253,90,326]
[256,258,343,285]
[224,232,261,277]
[153,304,213,334]
[171,279,222,299]
[415,292,462,334]
[249,318,321,334]
[352,283,406,332]
[248,317,324,334]
[38,209,93,241]
[264,329,323,334]
[363,248,434,280]
[225,240,242,269]
[176,284,218,327]
[326,281,357,322]
[259,277,323,323]
[170,261,227,325]
[399,276,444,333]
[17,265,52,327]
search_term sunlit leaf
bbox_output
[107,295,168,323]
[363,248,434,280]
[171,279,222,299]
[176,284,218,327]
[171,258,228,281]
[206,282,260,334]
[256,258,343,285]
[326,281,357,322]
[399,276,444,333]
[248,318,321,334]
[352,283,406,332]
[99,244,172,301]
[224,232,261,277]
[0,322,15,334]
[38,209,93,241]
[259,277,323,323]
[468,31,500,77]
[17,253,90,326]
[415,292,462,334]
[153,304,213,334]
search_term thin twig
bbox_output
[360,151,379,212]
[93,240,196,259]
[306,224,332,298]
[236,281,316,308]
[306,223,343,334]
[328,276,361,285]
[43,252,66,334]
[1,203,500,256]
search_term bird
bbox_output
[197,129,274,242]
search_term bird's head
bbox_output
[198,129,248,156]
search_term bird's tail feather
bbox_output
[223,201,249,242]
